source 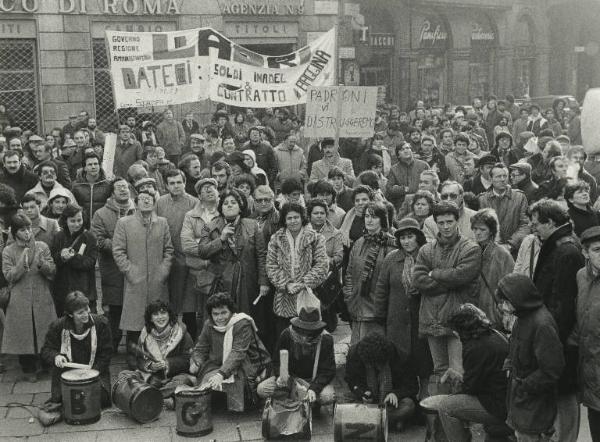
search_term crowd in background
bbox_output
[0,93,599,442]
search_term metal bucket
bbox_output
[175,388,213,437]
[334,403,387,442]
[111,372,163,423]
[60,368,101,425]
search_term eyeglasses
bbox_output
[255,198,272,204]
[41,170,56,176]
[440,193,459,200]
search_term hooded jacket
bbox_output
[497,274,565,434]
[509,163,538,202]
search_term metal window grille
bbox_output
[0,39,39,133]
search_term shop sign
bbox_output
[92,20,176,38]
[471,22,496,47]
[0,0,182,14]
[418,19,448,49]
[339,47,355,59]
[224,22,298,38]
[0,19,36,38]
[369,33,394,49]
[219,0,304,16]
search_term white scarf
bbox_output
[139,322,184,376]
[213,313,257,383]
[285,226,305,281]
[60,320,97,368]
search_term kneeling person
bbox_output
[345,333,418,432]
[119,301,194,405]
[190,293,271,412]
[41,291,113,409]
[257,307,336,409]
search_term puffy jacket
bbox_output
[414,233,481,337]
[72,169,112,226]
[274,144,307,186]
[497,274,564,434]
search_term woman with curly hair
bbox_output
[345,332,418,432]
[405,190,435,228]
[344,201,397,344]
[198,189,269,321]
[436,304,513,442]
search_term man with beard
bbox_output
[86,118,105,146]
[156,169,199,338]
[26,161,75,209]
[91,177,136,351]
[179,154,203,196]
[211,160,231,197]
[309,138,354,183]
[0,149,38,201]
[257,307,336,411]
[416,135,449,182]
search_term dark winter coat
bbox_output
[461,330,509,421]
[137,323,193,377]
[567,202,600,237]
[198,217,268,316]
[90,198,136,306]
[41,314,112,403]
[574,264,600,411]
[514,176,539,203]
[532,223,584,393]
[498,274,565,434]
[272,328,335,394]
[0,165,38,202]
[72,170,112,226]
[385,158,429,199]
[51,228,98,306]
[345,344,419,402]
[463,173,491,196]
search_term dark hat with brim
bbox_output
[581,226,600,245]
[394,217,426,245]
[290,307,326,331]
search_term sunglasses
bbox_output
[255,198,272,204]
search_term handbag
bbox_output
[314,267,342,309]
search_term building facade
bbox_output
[0,0,559,133]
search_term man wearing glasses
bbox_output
[479,163,530,255]
[422,180,476,243]
[26,161,75,209]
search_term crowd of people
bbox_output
[0,94,598,441]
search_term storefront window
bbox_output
[361,53,391,102]
[469,19,496,100]
[417,54,445,106]
[414,16,450,105]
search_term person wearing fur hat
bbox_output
[344,201,397,345]
[257,306,336,410]
[345,333,418,432]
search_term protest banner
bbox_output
[303,86,378,138]
[105,27,336,108]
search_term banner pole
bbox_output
[334,0,344,150]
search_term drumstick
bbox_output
[63,362,90,369]
[279,349,289,383]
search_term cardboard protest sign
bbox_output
[105,27,335,108]
[303,86,378,138]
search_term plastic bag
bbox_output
[262,397,311,440]
[296,286,321,315]
[523,136,539,155]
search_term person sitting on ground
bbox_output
[436,304,514,442]
[41,291,113,414]
[190,293,271,412]
[257,306,336,412]
[118,301,194,409]
[345,332,418,432]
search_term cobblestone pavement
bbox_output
[0,322,593,441]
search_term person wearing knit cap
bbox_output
[508,162,539,202]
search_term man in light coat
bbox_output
[112,190,174,368]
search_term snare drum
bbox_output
[60,368,101,425]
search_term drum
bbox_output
[175,389,213,437]
[60,368,101,425]
[111,373,163,423]
[334,403,387,442]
